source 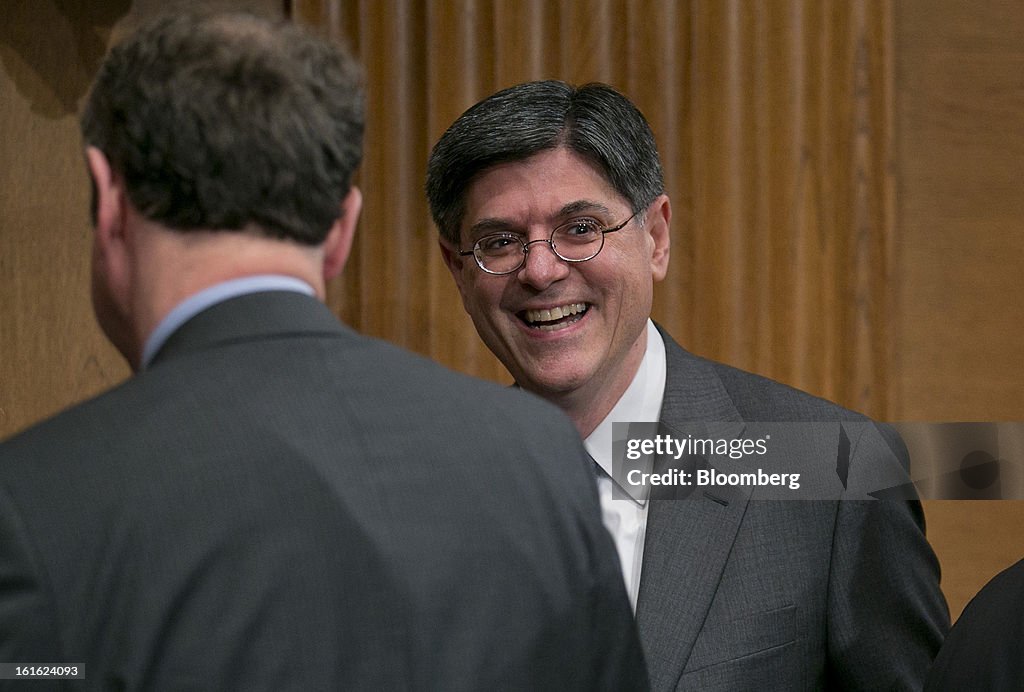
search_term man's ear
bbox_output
[646,194,672,282]
[86,146,125,246]
[438,235,469,294]
[85,146,132,293]
[85,146,137,364]
[322,186,362,281]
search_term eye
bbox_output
[476,234,522,255]
[558,219,603,242]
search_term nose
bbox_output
[517,238,570,289]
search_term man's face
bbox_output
[441,147,670,410]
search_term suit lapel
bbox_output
[635,326,750,690]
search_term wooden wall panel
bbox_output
[296,0,896,417]
[0,0,131,440]
[895,0,1024,621]
[894,0,1024,422]
[685,1,894,416]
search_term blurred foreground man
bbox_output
[428,80,949,690]
[925,556,1024,690]
[0,19,646,691]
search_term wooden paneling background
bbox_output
[0,0,129,438]
[894,0,1024,621]
[2,0,1022,620]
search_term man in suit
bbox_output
[0,18,647,691]
[925,556,1024,690]
[428,80,950,690]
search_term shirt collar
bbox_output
[141,275,315,369]
[585,319,667,504]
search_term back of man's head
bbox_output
[81,12,364,245]
[425,80,665,245]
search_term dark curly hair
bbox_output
[81,12,364,245]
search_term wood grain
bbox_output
[895,0,1024,621]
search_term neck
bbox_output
[125,218,325,368]
[551,390,619,439]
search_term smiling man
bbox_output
[445,145,669,436]
[427,80,949,691]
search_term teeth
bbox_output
[525,303,587,324]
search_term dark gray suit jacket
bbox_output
[636,327,949,690]
[925,556,1024,690]
[0,292,647,691]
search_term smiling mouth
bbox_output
[518,302,589,332]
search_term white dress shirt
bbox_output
[585,319,667,611]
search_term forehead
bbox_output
[461,148,625,231]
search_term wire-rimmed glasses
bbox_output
[459,211,638,275]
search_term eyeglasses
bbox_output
[459,211,638,275]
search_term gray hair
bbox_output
[426,80,664,244]
[81,12,364,245]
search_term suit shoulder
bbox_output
[704,357,867,423]
[0,377,139,460]
[347,333,575,425]
[689,353,909,472]
[925,558,1024,688]
[658,324,870,423]
[961,558,1024,616]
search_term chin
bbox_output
[515,367,592,397]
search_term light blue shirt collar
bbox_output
[140,275,315,369]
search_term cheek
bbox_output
[457,279,494,324]
[600,264,653,318]
[463,275,506,313]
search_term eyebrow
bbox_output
[559,199,614,218]
[466,199,615,239]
